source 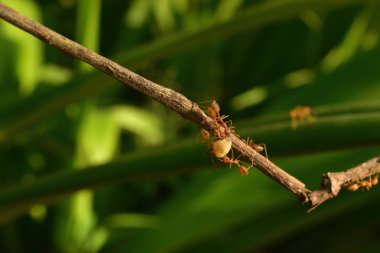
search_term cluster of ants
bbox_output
[200,100,265,176]
[346,174,379,192]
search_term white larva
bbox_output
[212,138,232,158]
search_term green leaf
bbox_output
[76,0,101,72]
[1,0,43,95]
[0,140,208,223]
[112,146,380,253]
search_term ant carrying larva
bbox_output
[199,100,262,176]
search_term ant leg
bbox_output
[262,144,268,159]
[259,143,269,167]
[200,129,210,143]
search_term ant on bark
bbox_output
[346,174,379,192]
[200,100,263,175]
[243,137,267,159]
[206,100,233,138]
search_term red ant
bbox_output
[200,100,253,175]
[244,137,267,158]
[222,155,251,176]
[289,106,316,129]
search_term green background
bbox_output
[1,0,380,252]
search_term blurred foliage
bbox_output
[1,0,380,252]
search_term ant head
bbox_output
[210,100,220,113]
[224,127,232,136]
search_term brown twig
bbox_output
[0,3,378,211]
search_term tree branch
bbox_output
[308,157,380,211]
[0,3,378,211]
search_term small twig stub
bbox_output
[307,157,380,211]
